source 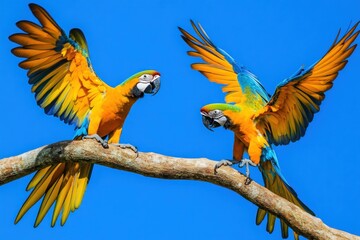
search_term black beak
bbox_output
[202,115,214,132]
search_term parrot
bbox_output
[179,20,359,239]
[9,3,161,227]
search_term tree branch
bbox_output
[0,140,358,240]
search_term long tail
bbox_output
[256,149,314,240]
[15,139,93,227]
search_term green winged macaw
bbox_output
[9,3,160,227]
[179,21,359,239]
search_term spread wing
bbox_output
[254,22,359,145]
[179,21,269,109]
[9,3,109,129]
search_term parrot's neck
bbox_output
[115,77,139,98]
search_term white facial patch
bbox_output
[139,74,152,83]
[209,110,222,118]
[214,116,228,126]
[136,82,150,92]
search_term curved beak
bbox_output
[201,111,226,131]
[202,115,214,132]
[201,111,219,132]
[144,75,161,95]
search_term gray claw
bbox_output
[214,159,240,174]
[111,143,138,154]
[238,159,257,184]
[120,144,138,153]
[83,134,108,148]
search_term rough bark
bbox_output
[0,139,358,240]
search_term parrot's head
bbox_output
[130,70,161,98]
[200,103,240,131]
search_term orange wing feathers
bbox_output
[9,3,109,128]
[10,4,106,227]
[254,22,359,145]
[180,21,270,109]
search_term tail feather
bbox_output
[15,161,92,227]
[75,164,93,208]
[280,220,289,239]
[51,168,74,226]
[257,160,314,239]
[70,171,80,212]
[15,164,61,223]
[35,174,64,226]
[256,208,266,225]
[26,165,50,190]
[61,173,74,226]
[266,213,276,233]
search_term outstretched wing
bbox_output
[179,21,269,109]
[254,22,359,145]
[9,3,109,129]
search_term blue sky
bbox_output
[1,0,359,239]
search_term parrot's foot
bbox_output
[214,159,240,174]
[111,143,138,154]
[82,134,108,148]
[238,159,257,185]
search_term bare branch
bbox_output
[0,140,358,240]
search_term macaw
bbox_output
[179,21,359,239]
[9,3,161,227]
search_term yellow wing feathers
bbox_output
[254,22,359,145]
[180,21,270,108]
[9,3,108,127]
[179,22,246,105]
[10,4,103,227]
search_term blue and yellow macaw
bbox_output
[179,21,359,239]
[10,4,160,227]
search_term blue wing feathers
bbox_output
[195,23,271,103]
[238,67,270,103]
[184,21,271,107]
[74,116,89,138]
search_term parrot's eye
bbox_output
[210,110,223,118]
[139,74,150,82]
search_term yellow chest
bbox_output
[228,110,269,164]
[227,110,258,146]
[90,88,137,137]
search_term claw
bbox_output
[214,158,257,184]
[238,159,257,185]
[82,134,108,148]
[111,143,138,157]
[214,159,240,174]
[117,143,138,152]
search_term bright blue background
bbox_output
[1,0,359,239]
